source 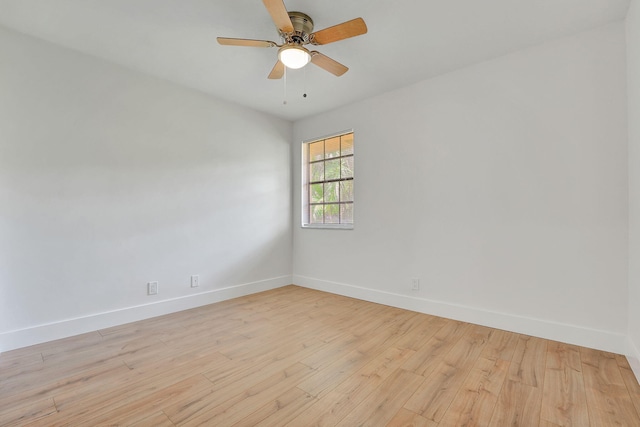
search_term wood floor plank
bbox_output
[178,362,315,426]
[540,342,589,426]
[508,335,547,387]
[0,397,57,427]
[1,286,639,426]
[401,318,470,377]
[546,341,582,372]
[161,387,221,425]
[616,355,640,418]
[128,411,176,427]
[217,316,330,363]
[488,379,542,426]
[297,331,360,370]
[202,338,325,395]
[0,347,133,401]
[404,324,492,422]
[481,328,519,362]
[386,408,437,427]
[0,358,130,412]
[287,346,415,426]
[297,319,413,398]
[388,314,446,352]
[163,354,315,426]
[541,370,586,427]
[51,351,229,423]
[81,374,213,426]
[335,368,425,426]
[438,357,509,426]
[0,350,42,371]
[231,386,315,427]
[162,342,321,424]
[581,348,640,425]
[297,346,378,398]
[37,331,104,360]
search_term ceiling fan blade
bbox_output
[310,18,367,45]
[262,0,294,33]
[310,51,348,76]
[268,60,285,79]
[217,37,276,48]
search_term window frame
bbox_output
[301,130,355,230]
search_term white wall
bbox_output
[627,0,640,378]
[0,26,293,352]
[293,23,629,353]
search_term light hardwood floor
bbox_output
[1,285,640,426]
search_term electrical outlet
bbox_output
[411,278,420,291]
[148,281,158,295]
[191,275,199,288]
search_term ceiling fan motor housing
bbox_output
[284,11,314,44]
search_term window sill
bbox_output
[301,224,354,230]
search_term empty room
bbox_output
[1,0,640,425]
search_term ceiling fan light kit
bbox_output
[217,0,367,79]
[278,45,310,69]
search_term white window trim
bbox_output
[301,129,354,230]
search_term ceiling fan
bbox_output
[217,0,367,79]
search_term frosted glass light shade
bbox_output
[278,45,311,69]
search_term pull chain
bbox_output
[283,66,287,105]
[303,65,307,98]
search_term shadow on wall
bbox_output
[0,153,292,336]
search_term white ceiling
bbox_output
[0,0,631,121]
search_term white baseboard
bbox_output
[0,275,292,353]
[293,275,628,355]
[628,337,640,383]
[3,274,632,368]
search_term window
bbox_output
[302,131,354,228]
